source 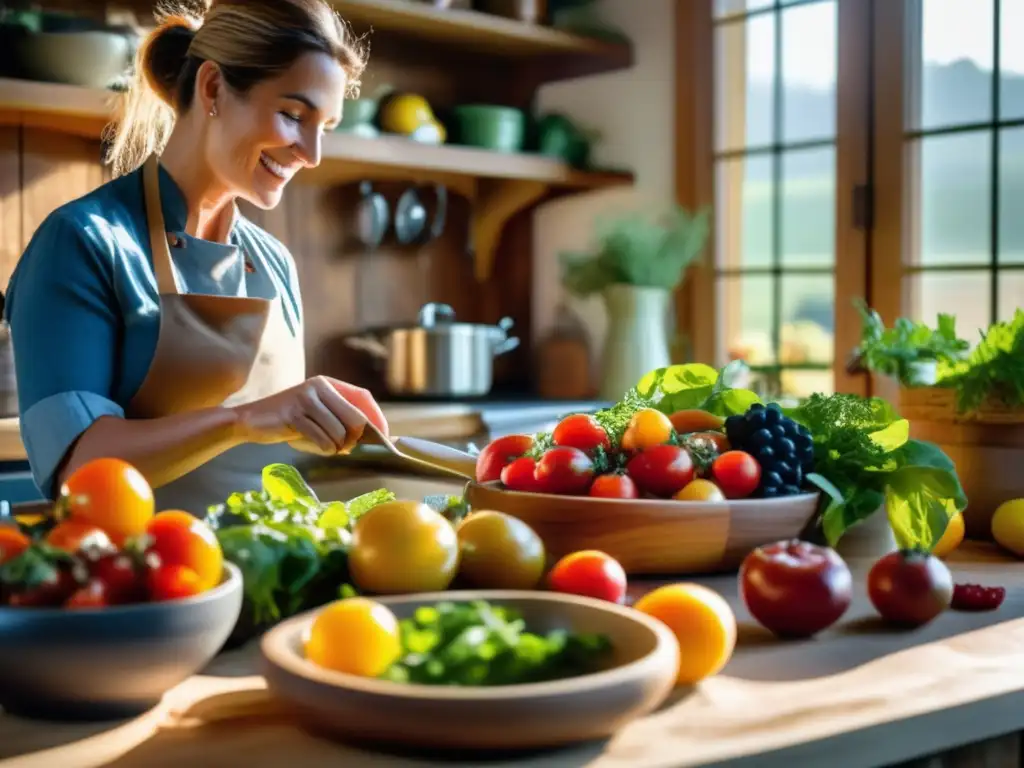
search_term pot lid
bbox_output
[357,303,515,335]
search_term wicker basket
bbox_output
[899,385,1024,539]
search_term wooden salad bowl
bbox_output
[464,482,821,575]
[260,590,678,751]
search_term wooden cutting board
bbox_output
[2,543,1023,768]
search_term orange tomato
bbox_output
[61,458,155,546]
[305,598,402,676]
[620,409,674,452]
[148,563,203,602]
[633,583,736,685]
[0,526,29,564]
[145,511,223,592]
[46,519,113,554]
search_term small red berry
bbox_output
[951,583,1006,612]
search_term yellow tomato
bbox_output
[932,511,965,558]
[621,408,674,452]
[633,583,736,685]
[991,499,1024,557]
[349,501,460,594]
[673,479,726,502]
[456,511,546,590]
[304,598,402,677]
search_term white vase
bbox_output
[598,284,672,402]
[834,505,898,560]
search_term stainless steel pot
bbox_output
[345,303,520,397]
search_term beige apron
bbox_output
[129,156,306,515]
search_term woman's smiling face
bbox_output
[202,51,346,209]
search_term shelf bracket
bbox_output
[472,179,548,282]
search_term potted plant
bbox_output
[560,205,709,402]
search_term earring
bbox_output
[209,103,218,117]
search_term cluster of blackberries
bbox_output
[725,403,815,497]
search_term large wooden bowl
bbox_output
[464,481,821,575]
[261,590,678,751]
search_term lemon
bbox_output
[991,499,1024,557]
[304,597,402,677]
[932,511,965,558]
[380,93,436,135]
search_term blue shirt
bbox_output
[5,164,304,499]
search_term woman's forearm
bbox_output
[57,407,245,491]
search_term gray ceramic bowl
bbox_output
[0,563,243,721]
[261,590,679,751]
[13,30,132,88]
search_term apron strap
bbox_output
[143,155,181,295]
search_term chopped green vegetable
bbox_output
[380,600,612,687]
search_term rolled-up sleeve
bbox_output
[6,211,124,498]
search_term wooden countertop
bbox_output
[2,543,1023,768]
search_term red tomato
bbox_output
[475,434,535,484]
[625,444,695,497]
[61,458,155,546]
[146,511,224,592]
[589,473,639,499]
[711,451,762,499]
[88,551,149,604]
[7,565,81,607]
[46,519,113,555]
[548,550,628,604]
[148,563,203,602]
[867,549,953,627]
[552,414,610,454]
[500,456,541,492]
[739,539,853,638]
[65,580,111,609]
[534,447,595,495]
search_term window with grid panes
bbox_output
[900,0,1024,334]
[712,0,839,400]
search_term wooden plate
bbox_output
[260,590,678,751]
[465,481,821,575]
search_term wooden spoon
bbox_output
[359,422,477,481]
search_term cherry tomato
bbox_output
[305,598,402,677]
[626,444,695,497]
[65,580,110,609]
[687,431,731,453]
[8,564,81,607]
[89,551,150,604]
[552,414,610,454]
[456,511,546,590]
[475,434,535,484]
[0,527,29,564]
[45,519,113,555]
[589,473,639,499]
[867,549,953,627]
[145,511,224,592]
[711,451,762,499]
[548,550,628,604]
[148,563,203,602]
[61,458,155,546]
[534,446,595,495]
[739,539,853,638]
[674,479,725,502]
[620,408,674,452]
[500,456,541,492]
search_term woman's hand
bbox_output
[231,376,390,455]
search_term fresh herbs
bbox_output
[854,300,969,385]
[936,309,1024,413]
[381,600,612,687]
[205,464,395,636]
[783,393,966,550]
[560,205,710,297]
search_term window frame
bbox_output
[674,0,873,397]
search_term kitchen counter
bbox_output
[0,400,604,464]
[3,542,1023,768]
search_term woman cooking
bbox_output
[4,0,390,515]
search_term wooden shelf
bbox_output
[0,77,633,281]
[329,0,632,80]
